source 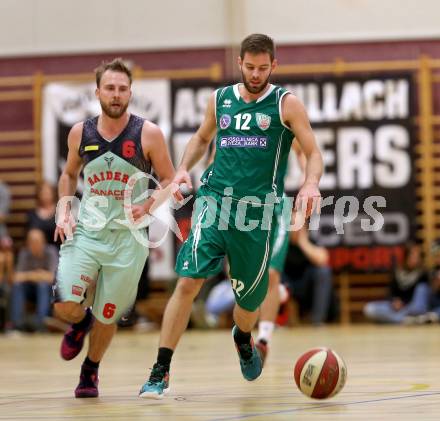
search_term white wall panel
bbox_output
[246,0,440,44]
[0,0,228,56]
[1,0,440,57]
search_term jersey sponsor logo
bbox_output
[219,114,232,129]
[104,156,114,169]
[256,113,271,130]
[84,145,99,152]
[72,285,84,297]
[222,99,232,108]
[87,171,131,186]
[219,136,268,148]
[80,274,93,284]
[90,188,128,200]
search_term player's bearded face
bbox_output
[240,53,274,94]
[100,97,129,119]
[241,70,271,94]
[97,70,131,119]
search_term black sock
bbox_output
[73,308,92,330]
[84,356,100,369]
[157,347,173,370]
[233,326,251,345]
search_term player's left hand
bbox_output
[295,181,321,218]
[126,204,149,224]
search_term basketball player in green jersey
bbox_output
[139,34,323,399]
[204,142,305,365]
[54,58,178,398]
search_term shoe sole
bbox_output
[139,387,170,400]
[75,390,99,398]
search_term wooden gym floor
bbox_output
[1,325,439,420]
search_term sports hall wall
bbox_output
[1,0,440,280]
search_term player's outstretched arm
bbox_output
[175,92,217,189]
[283,94,323,216]
[292,142,306,174]
[55,123,83,243]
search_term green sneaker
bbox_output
[232,326,263,381]
[139,363,170,399]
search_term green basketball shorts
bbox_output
[176,185,276,312]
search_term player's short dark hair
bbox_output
[95,58,132,87]
[240,34,275,62]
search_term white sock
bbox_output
[257,321,275,343]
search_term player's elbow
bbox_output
[197,133,213,146]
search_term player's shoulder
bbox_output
[141,119,165,141]
[216,83,235,92]
[281,91,305,111]
[70,121,84,135]
[68,122,84,144]
[215,84,235,99]
[272,84,293,98]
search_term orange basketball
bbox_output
[294,347,347,399]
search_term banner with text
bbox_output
[171,75,416,271]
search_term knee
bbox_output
[175,277,204,299]
[234,304,258,331]
[93,318,117,330]
[54,301,83,321]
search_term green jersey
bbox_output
[202,83,294,202]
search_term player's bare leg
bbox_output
[232,303,263,381]
[256,268,281,365]
[88,321,117,362]
[139,277,204,399]
[159,277,204,349]
[233,303,259,331]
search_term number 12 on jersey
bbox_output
[234,113,251,130]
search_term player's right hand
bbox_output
[54,213,77,243]
[173,169,192,188]
[172,169,192,199]
[295,181,321,218]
